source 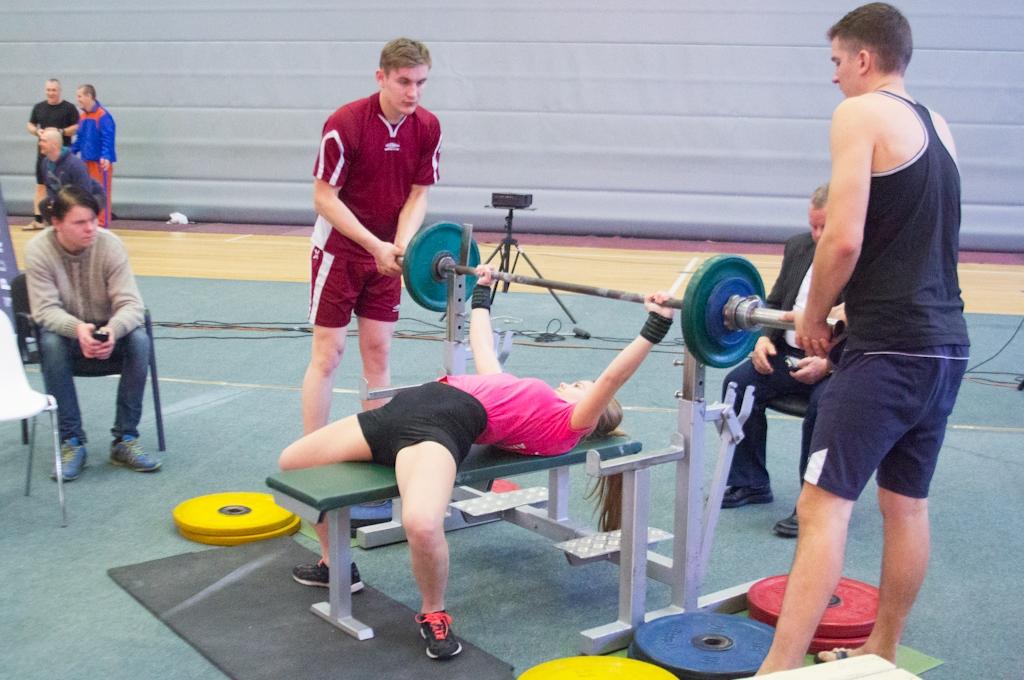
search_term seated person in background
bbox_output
[720,184,841,538]
[280,266,675,661]
[37,127,106,223]
[24,186,161,481]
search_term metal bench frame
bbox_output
[267,436,643,641]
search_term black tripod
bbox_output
[485,206,589,339]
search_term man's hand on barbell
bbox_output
[785,309,835,358]
[373,241,404,277]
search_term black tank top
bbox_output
[844,92,969,351]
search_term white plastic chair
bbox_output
[0,312,66,525]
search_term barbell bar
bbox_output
[402,222,838,368]
[442,255,678,308]
[438,255,814,330]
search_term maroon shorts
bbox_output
[308,247,401,328]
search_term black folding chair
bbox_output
[765,393,810,419]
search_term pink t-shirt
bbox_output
[440,373,592,456]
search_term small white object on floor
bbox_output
[167,212,189,225]
[758,654,919,679]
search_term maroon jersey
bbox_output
[312,93,442,260]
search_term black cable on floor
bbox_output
[965,316,1024,374]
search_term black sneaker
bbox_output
[291,560,364,593]
[415,610,463,660]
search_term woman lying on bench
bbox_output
[279,267,675,661]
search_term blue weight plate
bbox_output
[350,499,393,536]
[702,274,760,354]
[628,612,774,679]
[350,499,392,522]
[681,255,765,368]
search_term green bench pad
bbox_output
[266,435,642,514]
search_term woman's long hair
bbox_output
[586,474,623,532]
[584,397,625,532]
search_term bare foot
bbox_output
[814,647,861,664]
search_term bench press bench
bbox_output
[267,434,642,641]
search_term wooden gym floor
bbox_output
[8,218,1024,316]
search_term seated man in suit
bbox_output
[24,186,161,482]
[719,184,841,537]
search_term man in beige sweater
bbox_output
[25,186,160,481]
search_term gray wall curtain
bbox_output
[1,1,1020,250]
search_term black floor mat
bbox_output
[108,537,514,680]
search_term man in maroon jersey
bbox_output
[301,38,442,434]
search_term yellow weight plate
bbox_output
[519,656,677,679]
[173,492,296,537]
[178,514,301,546]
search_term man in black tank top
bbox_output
[759,4,970,673]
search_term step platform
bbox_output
[450,486,549,517]
[556,527,672,563]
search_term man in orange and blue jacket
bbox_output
[71,84,116,227]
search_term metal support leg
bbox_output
[580,466,653,653]
[146,312,166,452]
[311,507,373,640]
[674,351,706,612]
[25,415,37,497]
[548,467,570,522]
[50,407,66,527]
[696,384,754,589]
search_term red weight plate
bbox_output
[807,632,870,654]
[747,575,878,639]
[490,479,521,493]
[746,575,788,628]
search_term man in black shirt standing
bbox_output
[26,79,79,230]
[757,3,969,673]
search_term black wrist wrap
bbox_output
[471,285,492,310]
[640,312,672,344]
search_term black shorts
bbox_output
[805,345,968,500]
[35,153,46,184]
[356,382,488,468]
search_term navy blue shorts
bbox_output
[803,345,968,500]
[357,382,487,468]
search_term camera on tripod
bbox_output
[490,192,533,210]
[484,191,588,340]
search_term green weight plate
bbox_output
[403,222,480,312]
[681,255,765,368]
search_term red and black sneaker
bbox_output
[415,610,463,660]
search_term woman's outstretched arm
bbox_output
[569,292,674,431]
[468,266,503,375]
